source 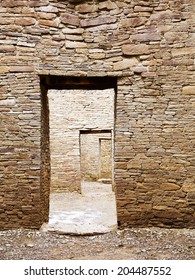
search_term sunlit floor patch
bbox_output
[42,182,117,234]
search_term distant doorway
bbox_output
[80,130,113,185]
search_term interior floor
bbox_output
[42,182,117,235]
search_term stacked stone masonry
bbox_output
[0,0,195,229]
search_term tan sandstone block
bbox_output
[122,44,150,55]
[161,183,180,191]
[61,13,80,26]
[66,41,87,48]
[172,47,195,57]
[153,206,168,210]
[0,45,15,52]
[62,27,84,34]
[38,12,56,20]
[76,4,98,13]
[37,5,58,13]
[89,53,105,59]
[121,17,147,28]
[9,66,34,72]
[80,16,116,27]
[99,1,118,10]
[15,17,36,26]
[113,58,138,70]
[182,86,195,95]
[39,19,59,28]
[182,178,195,192]
[0,66,9,73]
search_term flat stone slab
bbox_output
[42,182,117,235]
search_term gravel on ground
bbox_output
[0,227,194,260]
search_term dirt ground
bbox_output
[0,227,194,260]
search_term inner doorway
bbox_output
[40,76,117,234]
[80,130,113,184]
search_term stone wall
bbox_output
[0,0,195,229]
[48,89,114,192]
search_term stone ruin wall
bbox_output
[0,0,195,229]
[48,89,114,192]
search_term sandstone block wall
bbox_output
[48,89,114,192]
[0,0,195,229]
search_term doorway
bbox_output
[40,76,117,234]
[80,130,113,184]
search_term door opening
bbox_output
[80,130,113,185]
[40,75,117,234]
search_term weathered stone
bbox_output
[153,206,168,210]
[38,12,56,20]
[134,6,153,12]
[1,1,27,8]
[39,19,59,28]
[187,192,195,205]
[0,66,9,73]
[9,66,34,72]
[66,34,83,41]
[80,16,116,27]
[0,7,7,12]
[75,4,98,13]
[15,17,36,26]
[127,158,142,169]
[161,183,181,191]
[37,6,58,13]
[151,10,174,21]
[182,86,195,95]
[0,98,16,106]
[86,23,118,32]
[0,45,15,52]
[122,44,150,55]
[62,27,84,34]
[172,47,195,57]
[131,32,161,41]
[154,209,181,219]
[70,55,87,63]
[99,1,118,10]
[89,53,105,59]
[61,13,80,26]
[113,58,138,70]
[182,178,195,192]
[132,66,148,73]
[1,18,15,25]
[121,17,147,28]
[65,41,87,49]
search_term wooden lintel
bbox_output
[40,75,117,90]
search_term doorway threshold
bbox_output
[41,182,117,235]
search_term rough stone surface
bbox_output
[113,58,138,70]
[122,44,150,56]
[0,0,195,230]
[183,86,195,95]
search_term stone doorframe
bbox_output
[40,75,117,223]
